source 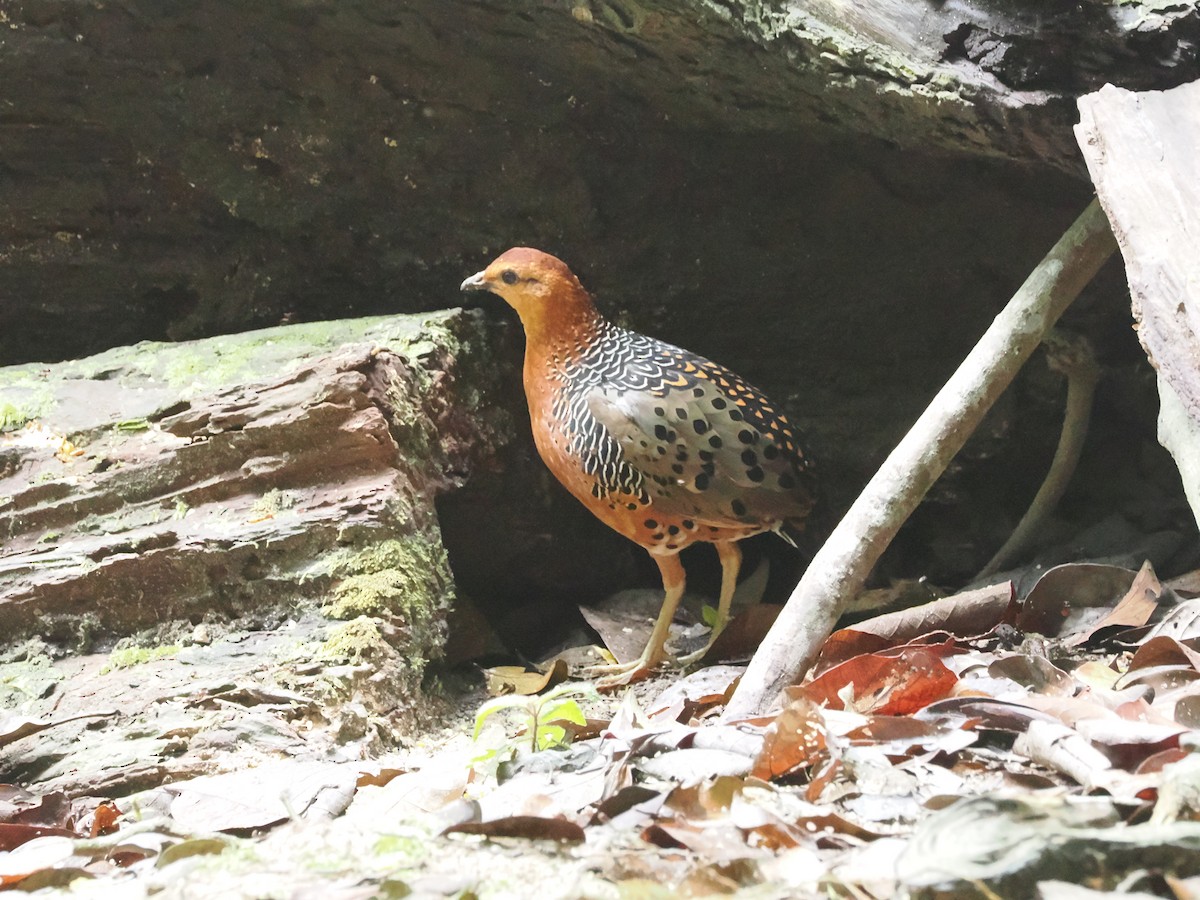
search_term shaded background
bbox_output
[2,0,1197,653]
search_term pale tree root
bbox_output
[723,199,1118,721]
[977,329,1101,579]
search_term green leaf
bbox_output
[538,698,587,728]
[536,724,568,750]
[472,694,531,740]
[702,603,718,627]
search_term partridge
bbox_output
[461,248,816,685]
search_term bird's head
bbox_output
[460,248,598,338]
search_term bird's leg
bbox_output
[676,540,742,666]
[588,553,685,690]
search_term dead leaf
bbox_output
[1017,563,1138,638]
[580,589,698,664]
[1128,636,1200,674]
[646,666,742,722]
[704,605,781,662]
[482,658,569,696]
[0,823,77,853]
[638,748,754,782]
[1064,560,1164,646]
[165,760,358,832]
[751,695,828,781]
[801,646,959,716]
[1142,598,1200,643]
[817,582,1014,671]
[354,766,409,788]
[988,654,1075,695]
[0,835,77,887]
[88,802,120,837]
[443,815,585,843]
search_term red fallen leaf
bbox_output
[817,582,1015,671]
[751,695,828,782]
[804,759,841,804]
[442,815,585,843]
[0,822,76,852]
[799,647,958,716]
[1064,560,1164,647]
[89,802,120,837]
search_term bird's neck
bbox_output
[518,290,607,359]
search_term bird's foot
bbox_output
[585,652,664,692]
[672,641,714,668]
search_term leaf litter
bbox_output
[4,561,1200,896]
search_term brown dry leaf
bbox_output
[0,823,77,853]
[751,695,828,781]
[481,658,569,697]
[989,654,1075,695]
[817,582,1014,671]
[1137,747,1191,774]
[646,665,742,722]
[443,815,585,843]
[1129,636,1200,673]
[662,775,746,821]
[642,820,763,864]
[354,766,409,788]
[704,605,781,662]
[580,589,697,664]
[845,715,977,760]
[800,646,959,716]
[1064,560,1164,646]
[920,697,1061,733]
[0,835,77,887]
[1017,563,1138,638]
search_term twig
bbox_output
[724,200,1117,720]
[978,329,1101,578]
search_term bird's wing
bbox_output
[583,347,815,526]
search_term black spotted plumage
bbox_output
[461,246,818,686]
[548,321,815,532]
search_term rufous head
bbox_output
[460,248,596,334]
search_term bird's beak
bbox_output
[460,270,490,292]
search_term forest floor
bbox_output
[4,561,1200,899]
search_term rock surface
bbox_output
[0,310,510,673]
[2,2,1192,519]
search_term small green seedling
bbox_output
[472,681,597,765]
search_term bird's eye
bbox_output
[501,270,519,285]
